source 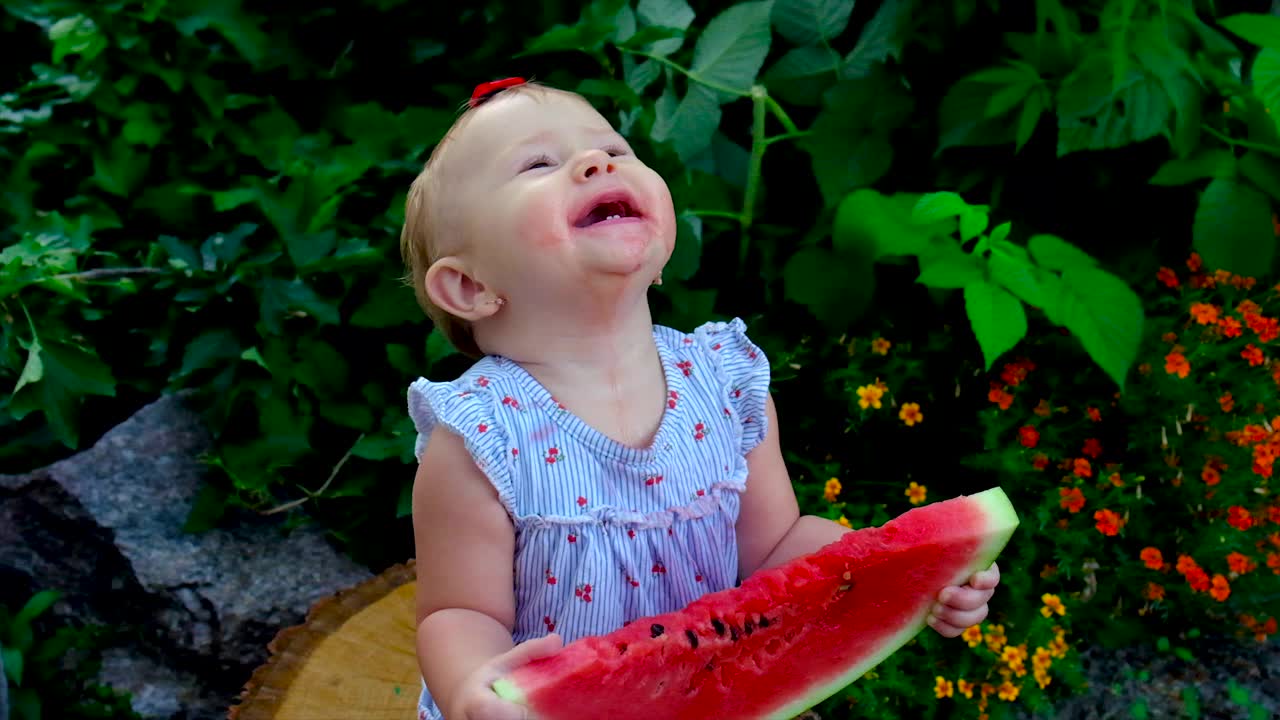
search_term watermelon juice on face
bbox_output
[397,79,1009,720]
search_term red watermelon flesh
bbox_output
[493,487,1019,720]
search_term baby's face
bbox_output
[442,91,676,299]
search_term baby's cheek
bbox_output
[516,195,570,250]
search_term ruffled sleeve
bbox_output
[407,375,518,518]
[694,318,771,455]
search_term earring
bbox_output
[652,273,663,286]
[490,297,507,308]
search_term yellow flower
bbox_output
[872,337,892,355]
[1032,647,1052,671]
[1001,644,1028,677]
[837,515,852,528]
[997,681,1020,702]
[856,384,885,409]
[961,625,983,648]
[1048,635,1069,659]
[984,624,1007,653]
[899,402,923,426]
[934,676,954,699]
[824,477,842,503]
[1040,593,1066,618]
[1034,668,1051,689]
[957,678,975,699]
[905,481,927,505]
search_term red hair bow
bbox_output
[469,77,526,108]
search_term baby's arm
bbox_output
[414,429,559,719]
[734,394,998,638]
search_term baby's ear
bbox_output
[424,257,502,321]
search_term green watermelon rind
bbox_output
[758,486,1021,720]
[493,487,1020,718]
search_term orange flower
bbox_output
[871,337,891,355]
[1228,552,1257,574]
[1270,505,1280,525]
[1210,574,1231,602]
[1059,487,1085,514]
[1157,266,1180,288]
[1269,552,1280,575]
[1082,438,1102,459]
[824,477,842,503]
[1018,426,1040,448]
[1186,566,1211,591]
[1228,506,1254,531]
[1144,582,1165,601]
[1176,554,1200,575]
[1246,314,1280,343]
[1087,406,1101,422]
[1239,299,1263,316]
[1073,458,1092,478]
[988,386,1014,410]
[899,402,923,426]
[1109,472,1125,487]
[905,481,927,505]
[1220,316,1243,338]
[1201,464,1221,486]
[1094,508,1123,536]
[1187,252,1203,271]
[1034,399,1051,417]
[1032,453,1050,471]
[1000,360,1034,387]
[1242,344,1266,367]
[1161,331,1179,343]
[1164,351,1191,378]
[1138,362,1152,375]
[1140,547,1163,570]
[1190,303,1220,325]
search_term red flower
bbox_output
[1185,567,1211,592]
[1157,266,1180,288]
[1059,487,1085,514]
[1187,252,1203,272]
[1242,344,1266,367]
[1164,351,1191,378]
[1018,426,1040,448]
[1082,438,1102,459]
[1094,508,1124,536]
[1140,547,1163,570]
[1032,453,1050,471]
[1220,316,1243,338]
[1227,552,1257,574]
[1228,506,1254,531]
[1210,574,1231,602]
[1087,407,1102,422]
[988,386,1014,410]
[1073,458,1093,478]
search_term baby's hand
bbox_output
[449,633,562,720]
[926,562,1000,638]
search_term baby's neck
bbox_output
[497,301,658,382]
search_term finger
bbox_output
[469,692,530,720]
[926,614,964,638]
[939,585,994,611]
[931,603,988,630]
[495,633,564,672]
[969,563,1000,590]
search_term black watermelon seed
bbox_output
[744,620,755,635]
[686,630,698,648]
[730,626,739,642]
[758,617,770,628]
[651,623,665,638]
[705,662,714,672]
[617,643,628,655]
[711,619,726,636]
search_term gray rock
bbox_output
[0,392,373,719]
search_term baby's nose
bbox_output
[575,151,615,181]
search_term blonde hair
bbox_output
[399,81,585,358]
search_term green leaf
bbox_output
[1057,266,1144,390]
[913,192,970,223]
[351,277,423,328]
[917,250,985,289]
[294,338,350,394]
[1192,178,1276,276]
[13,337,43,395]
[213,187,258,211]
[1149,149,1236,186]
[804,73,911,205]
[959,209,989,242]
[651,84,721,163]
[1057,57,1171,156]
[176,329,242,380]
[1028,234,1098,271]
[989,242,1048,308]
[1250,48,1280,120]
[1180,685,1201,718]
[964,282,1028,370]
[766,44,841,80]
[426,329,459,365]
[3,647,23,687]
[1227,681,1250,706]
[1015,90,1044,152]
[353,433,411,462]
[666,213,703,281]
[1219,13,1280,50]
[938,79,1016,151]
[183,481,229,533]
[834,190,949,259]
[637,0,695,55]
[842,0,911,77]
[48,15,108,63]
[92,138,150,197]
[9,339,116,447]
[172,0,272,67]
[771,0,854,46]
[690,1,773,99]
[16,590,61,626]
[1239,151,1280,202]
[783,246,872,330]
[985,78,1035,118]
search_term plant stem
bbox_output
[764,95,799,134]
[616,48,751,100]
[764,130,812,147]
[261,433,363,515]
[689,209,744,221]
[1202,124,1280,156]
[740,85,768,268]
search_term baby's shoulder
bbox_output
[655,317,765,365]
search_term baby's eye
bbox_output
[523,155,555,172]
[603,146,629,158]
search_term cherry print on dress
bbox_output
[545,568,557,585]
[577,496,588,507]
[575,584,593,602]
[676,360,693,376]
[477,423,488,433]
[652,561,667,576]
[501,395,522,411]
[545,447,562,464]
[543,615,556,633]
[668,390,678,409]
[568,533,577,543]
[644,475,663,486]
[693,422,707,441]
[475,376,489,388]
[627,528,636,538]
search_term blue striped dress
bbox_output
[409,319,770,719]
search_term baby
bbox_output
[401,79,1000,720]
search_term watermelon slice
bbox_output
[492,487,1019,720]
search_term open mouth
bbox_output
[574,194,643,228]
